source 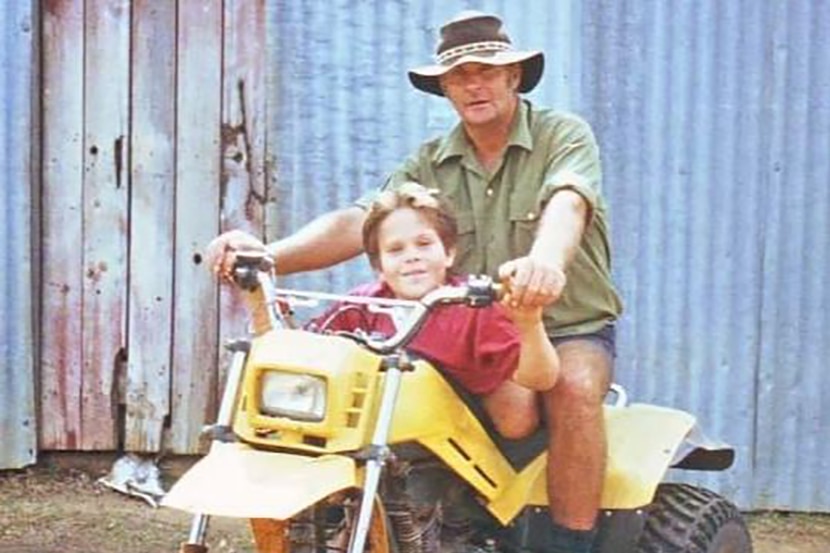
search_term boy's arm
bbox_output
[506,306,560,391]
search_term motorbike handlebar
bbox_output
[228,252,503,356]
[358,275,503,355]
[232,252,275,292]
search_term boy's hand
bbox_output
[500,289,544,331]
[204,230,268,283]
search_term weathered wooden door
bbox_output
[40,0,270,454]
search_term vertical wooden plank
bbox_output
[218,0,268,392]
[263,0,280,244]
[81,0,130,450]
[126,0,176,452]
[169,0,222,453]
[40,0,84,450]
[221,0,267,235]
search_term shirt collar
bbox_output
[434,100,534,165]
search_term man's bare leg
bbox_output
[543,339,613,537]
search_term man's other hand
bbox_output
[498,256,566,309]
[204,230,267,283]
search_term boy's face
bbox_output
[376,207,455,300]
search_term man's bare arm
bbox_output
[499,189,588,307]
[530,189,587,272]
[206,206,367,281]
[267,206,366,274]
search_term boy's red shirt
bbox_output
[310,278,520,395]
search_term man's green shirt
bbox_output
[360,100,622,337]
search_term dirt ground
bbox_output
[1,457,828,553]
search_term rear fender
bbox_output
[489,404,733,522]
[599,403,702,509]
[670,422,735,470]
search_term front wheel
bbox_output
[249,495,393,553]
[637,483,753,553]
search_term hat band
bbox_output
[435,41,513,65]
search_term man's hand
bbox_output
[204,230,268,283]
[498,256,567,309]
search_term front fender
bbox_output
[162,442,357,519]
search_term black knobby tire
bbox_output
[637,483,753,553]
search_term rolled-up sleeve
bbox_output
[538,116,602,223]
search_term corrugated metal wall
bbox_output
[268,1,830,510]
[3,0,827,511]
[0,1,37,468]
[581,0,830,512]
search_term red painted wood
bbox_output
[80,0,130,450]
[218,0,269,397]
[170,0,223,454]
[125,0,177,452]
[40,0,85,450]
[37,0,268,454]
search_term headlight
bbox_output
[259,372,327,422]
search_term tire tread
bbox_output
[637,483,752,553]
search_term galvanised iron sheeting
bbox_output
[581,0,830,511]
[750,1,830,511]
[268,1,830,510]
[270,0,582,291]
[0,1,37,469]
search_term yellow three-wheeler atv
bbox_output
[163,254,752,553]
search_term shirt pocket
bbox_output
[453,211,478,271]
[508,191,542,256]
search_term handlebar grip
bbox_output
[464,275,502,307]
[232,252,274,291]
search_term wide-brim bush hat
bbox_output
[408,11,545,97]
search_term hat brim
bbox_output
[408,50,544,97]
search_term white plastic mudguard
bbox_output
[162,442,356,519]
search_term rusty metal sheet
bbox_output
[169,0,223,454]
[125,0,176,452]
[40,0,85,450]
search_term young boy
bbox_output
[316,182,559,439]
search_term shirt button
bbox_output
[486,188,494,197]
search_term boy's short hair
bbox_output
[363,182,458,270]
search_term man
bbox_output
[208,11,622,553]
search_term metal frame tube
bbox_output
[184,347,249,546]
[347,364,404,553]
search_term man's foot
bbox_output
[544,522,597,553]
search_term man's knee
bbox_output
[545,341,611,418]
[546,339,613,411]
[551,368,607,406]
